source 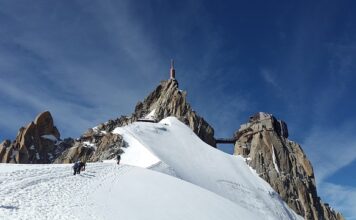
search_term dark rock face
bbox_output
[234,112,344,220]
[0,111,71,164]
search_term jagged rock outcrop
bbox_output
[133,79,215,146]
[234,112,344,220]
[55,79,215,162]
[97,79,215,147]
[2,79,214,163]
[0,111,72,164]
[54,128,124,163]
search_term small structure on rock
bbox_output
[170,59,176,80]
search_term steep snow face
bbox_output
[0,163,258,220]
[113,127,160,167]
[114,117,302,220]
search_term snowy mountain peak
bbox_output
[89,79,215,147]
[0,79,345,220]
[102,117,303,220]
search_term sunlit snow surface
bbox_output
[0,117,302,220]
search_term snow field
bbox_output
[0,116,303,220]
[0,163,259,220]
[116,117,302,220]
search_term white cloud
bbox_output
[0,1,168,138]
[302,124,356,185]
[260,68,279,89]
[319,182,356,220]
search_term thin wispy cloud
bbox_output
[260,69,279,89]
[302,124,356,184]
[0,1,355,218]
[320,183,356,220]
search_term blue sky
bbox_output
[0,0,355,218]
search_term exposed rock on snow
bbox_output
[234,112,344,220]
[54,130,124,163]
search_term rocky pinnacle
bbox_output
[234,112,344,220]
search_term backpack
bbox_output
[73,161,80,169]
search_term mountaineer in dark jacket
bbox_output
[73,161,80,175]
[116,154,121,165]
[73,160,86,175]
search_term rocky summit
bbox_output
[80,79,216,146]
[56,78,215,163]
[0,111,72,163]
[132,79,216,147]
[234,112,344,220]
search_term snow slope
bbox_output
[114,117,302,220]
[0,116,302,220]
[0,163,258,220]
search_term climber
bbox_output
[116,154,121,165]
[73,160,80,175]
[79,161,86,173]
[73,160,86,175]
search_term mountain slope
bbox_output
[0,163,261,220]
[0,116,302,220]
[113,117,302,220]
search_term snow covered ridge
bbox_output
[113,117,302,220]
[0,116,302,220]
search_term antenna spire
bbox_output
[170,59,176,79]
[171,59,174,68]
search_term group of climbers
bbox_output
[72,154,121,175]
